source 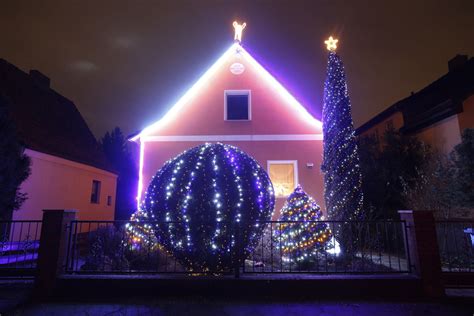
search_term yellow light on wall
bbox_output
[233,21,246,43]
[324,36,338,51]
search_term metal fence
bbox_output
[436,221,474,273]
[0,220,42,276]
[65,220,411,275]
[65,221,184,274]
[244,220,410,274]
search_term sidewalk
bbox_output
[1,280,473,316]
[8,297,474,316]
[0,279,33,313]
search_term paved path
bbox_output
[1,281,473,316]
[356,252,409,271]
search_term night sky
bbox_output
[1,0,473,138]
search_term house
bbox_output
[130,30,324,215]
[356,55,474,153]
[0,58,117,222]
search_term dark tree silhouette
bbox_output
[0,95,31,220]
[449,128,474,208]
[100,127,137,220]
[358,128,432,220]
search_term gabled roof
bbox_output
[355,97,407,135]
[0,58,115,173]
[130,43,321,142]
[356,56,474,135]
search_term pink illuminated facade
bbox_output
[132,43,325,215]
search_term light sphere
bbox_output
[141,142,275,273]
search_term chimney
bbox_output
[448,54,468,72]
[29,69,50,89]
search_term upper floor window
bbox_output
[225,90,251,120]
[91,180,101,204]
[267,160,298,198]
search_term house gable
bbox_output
[133,42,324,207]
[131,43,322,141]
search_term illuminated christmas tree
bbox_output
[128,143,275,273]
[277,185,331,266]
[321,37,364,225]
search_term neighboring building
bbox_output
[130,42,324,215]
[0,58,117,222]
[356,55,474,153]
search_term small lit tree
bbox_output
[277,185,331,267]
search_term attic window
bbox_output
[225,90,251,120]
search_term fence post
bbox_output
[34,209,77,299]
[398,210,444,297]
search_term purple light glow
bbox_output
[137,140,145,209]
[133,42,321,206]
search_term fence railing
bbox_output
[65,220,411,275]
[0,220,42,276]
[245,221,410,274]
[436,221,474,273]
[65,221,183,274]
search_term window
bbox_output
[91,180,101,204]
[267,161,298,197]
[107,196,112,206]
[225,90,250,120]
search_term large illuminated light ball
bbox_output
[141,143,275,273]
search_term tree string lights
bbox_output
[321,37,364,233]
[276,185,331,265]
[128,143,275,273]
